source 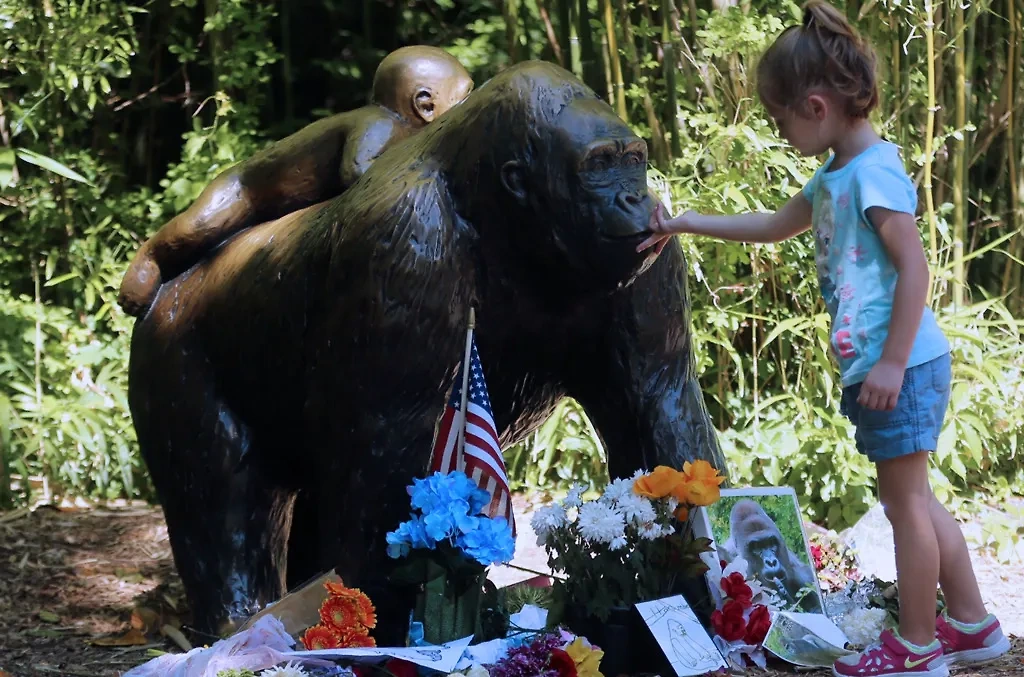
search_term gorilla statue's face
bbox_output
[500,97,657,292]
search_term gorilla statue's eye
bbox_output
[586,152,614,172]
[624,151,643,166]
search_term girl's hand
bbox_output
[637,203,695,254]
[857,359,905,411]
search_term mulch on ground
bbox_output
[0,504,1021,677]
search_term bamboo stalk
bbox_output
[505,0,521,63]
[557,0,572,67]
[952,0,967,309]
[538,0,565,66]
[568,0,583,78]
[281,0,294,122]
[665,1,683,155]
[578,0,602,94]
[32,260,50,504]
[619,0,668,165]
[1001,0,1019,296]
[602,0,627,118]
[923,0,939,300]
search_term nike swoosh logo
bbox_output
[905,656,932,669]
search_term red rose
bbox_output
[384,659,418,677]
[811,544,824,568]
[721,572,753,608]
[711,600,747,642]
[549,648,578,677]
[744,604,772,645]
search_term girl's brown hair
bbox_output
[756,0,879,119]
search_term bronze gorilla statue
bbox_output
[125,59,724,641]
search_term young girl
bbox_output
[638,2,1011,676]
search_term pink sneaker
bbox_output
[832,629,948,677]
[935,611,1011,667]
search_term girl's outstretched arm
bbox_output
[637,191,813,253]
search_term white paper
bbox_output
[508,604,548,633]
[286,634,474,672]
[784,612,850,648]
[763,612,853,668]
[635,595,727,676]
[453,638,508,670]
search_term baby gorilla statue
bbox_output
[117,45,473,316]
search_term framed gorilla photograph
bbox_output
[695,487,825,615]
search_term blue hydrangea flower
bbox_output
[456,515,516,566]
[388,471,517,566]
[385,517,431,558]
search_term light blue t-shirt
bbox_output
[802,141,949,387]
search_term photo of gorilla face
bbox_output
[698,489,825,615]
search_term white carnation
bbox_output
[577,501,626,544]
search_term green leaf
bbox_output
[43,272,80,287]
[15,148,93,185]
[0,147,15,188]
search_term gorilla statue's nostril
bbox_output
[617,191,644,210]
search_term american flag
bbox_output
[428,336,516,536]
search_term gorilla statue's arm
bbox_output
[569,240,725,479]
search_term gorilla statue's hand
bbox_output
[118,253,162,317]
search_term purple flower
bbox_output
[486,633,564,677]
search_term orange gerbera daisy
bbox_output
[320,582,378,629]
[302,624,342,650]
[320,594,378,632]
[324,580,349,596]
[337,625,377,648]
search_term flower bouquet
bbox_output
[385,470,516,645]
[531,462,724,675]
[709,562,771,670]
[301,581,378,650]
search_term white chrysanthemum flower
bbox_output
[530,503,567,543]
[609,535,628,550]
[617,493,655,524]
[577,501,626,544]
[639,521,673,540]
[667,496,679,513]
[260,662,310,677]
[839,608,888,648]
[601,477,635,505]
[563,482,588,509]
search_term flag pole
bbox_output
[456,306,475,473]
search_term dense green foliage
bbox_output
[1,1,1022,549]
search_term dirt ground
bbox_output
[0,499,1021,677]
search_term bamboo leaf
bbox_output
[14,148,93,185]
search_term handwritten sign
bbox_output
[635,596,727,676]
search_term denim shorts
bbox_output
[839,352,952,463]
